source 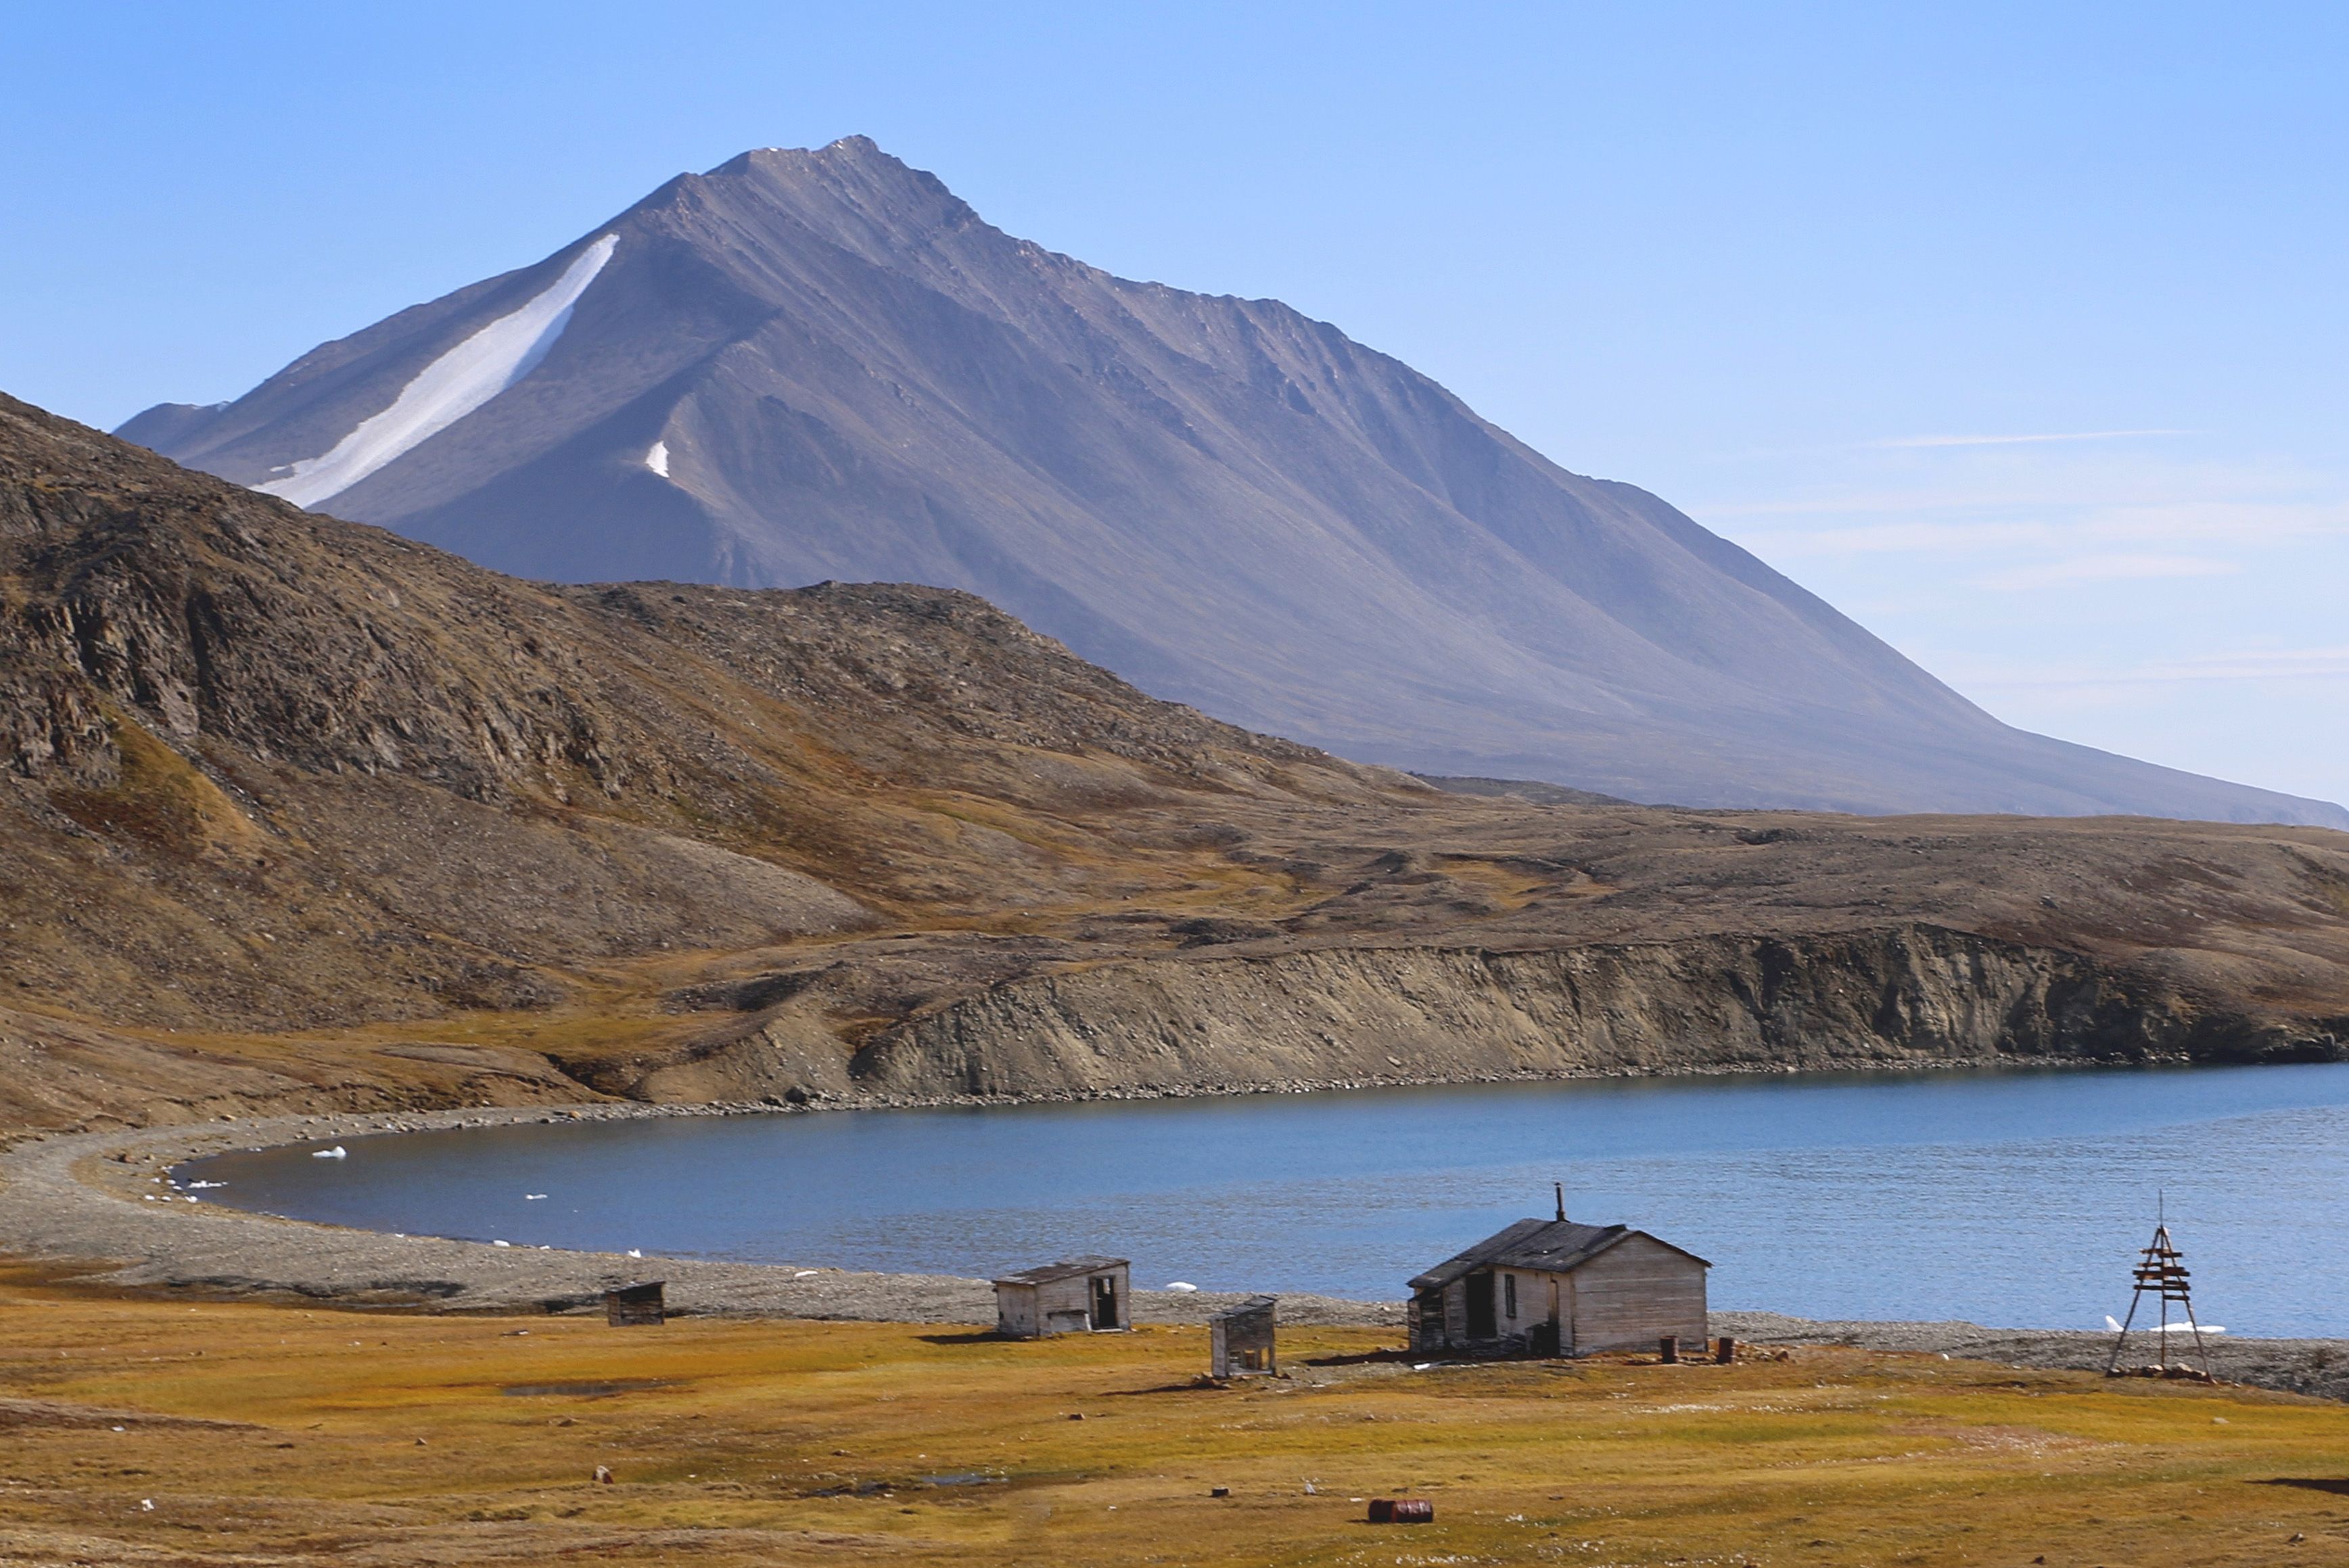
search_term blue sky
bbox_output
[5,2,2344,805]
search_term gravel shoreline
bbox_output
[0,1103,1403,1329]
[6,1102,2346,1402]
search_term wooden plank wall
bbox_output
[1566,1235,1707,1352]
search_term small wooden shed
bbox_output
[1408,1219,1707,1358]
[604,1280,666,1327]
[1209,1295,1278,1377]
[993,1256,1130,1337]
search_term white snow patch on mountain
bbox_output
[645,439,670,478]
[256,235,618,508]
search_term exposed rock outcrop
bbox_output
[824,926,2330,1100]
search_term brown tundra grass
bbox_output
[0,1265,2343,1566]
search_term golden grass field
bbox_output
[1,1268,2345,1566]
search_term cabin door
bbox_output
[1522,1277,1560,1352]
[1090,1275,1118,1330]
[1465,1272,1497,1339]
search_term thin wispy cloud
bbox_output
[1973,554,2239,591]
[1711,501,2349,554]
[1866,429,2197,450]
[1949,645,2349,688]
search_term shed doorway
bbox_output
[1465,1272,1497,1339]
[1090,1275,1118,1330]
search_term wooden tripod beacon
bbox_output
[2105,1206,2212,1377]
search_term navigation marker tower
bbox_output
[2106,1196,2214,1378]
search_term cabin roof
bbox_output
[1408,1219,1711,1290]
[1209,1294,1278,1321]
[992,1256,1130,1288]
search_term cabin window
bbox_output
[1504,1273,1518,1320]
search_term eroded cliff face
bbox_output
[651,926,2331,1106]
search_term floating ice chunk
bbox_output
[258,234,618,508]
[524,1193,547,1201]
[2107,1314,2225,1334]
[312,1145,347,1160]
[187,1180,226,1189]
[1164,1281,1199,1293]
[645,439,670,478]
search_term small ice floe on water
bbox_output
[524,1193,548,1201]
[2106,1314,2224,1333]
[312,1145,348,1160]
[1164,1281,1199,1292]
[492,1240,511,1248]
[186,1181,225,1189]
[645,439,670,478]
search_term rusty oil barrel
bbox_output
[1368,1498,1435,1523]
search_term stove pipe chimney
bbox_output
[1554,1182,1565,1222]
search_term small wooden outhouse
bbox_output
[993,1256,1130,1337]
[604,1280,666,1327]
[1209,1295,1277,1377]
[1408,1219,1707,1358]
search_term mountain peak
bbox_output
[684,137,982,261]
[710,133,896,176]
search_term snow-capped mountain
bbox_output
[121,138,2346,824]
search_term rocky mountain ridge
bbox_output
[121,138,2347,826]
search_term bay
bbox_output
[183,1062,2349,1334]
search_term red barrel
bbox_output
[1368,1498,1435,1523]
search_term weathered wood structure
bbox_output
[1408,1219,1706,1358]
[604,1280,666,1327]
[1209,1295,1278,1377]
[2106,1220,2214,1376]
[992,1256,1130,1337]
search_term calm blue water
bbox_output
[183,1064,2349,1334]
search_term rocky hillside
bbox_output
[120,139,2345,826]
[5,393,2349,1131]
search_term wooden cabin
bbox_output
[993,1256,1130,1337]
[1209,1295,1278,1377]
[1408,1219,1707,1358]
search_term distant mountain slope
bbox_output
[2,389,1393,1036]
[122,138,2346,826]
